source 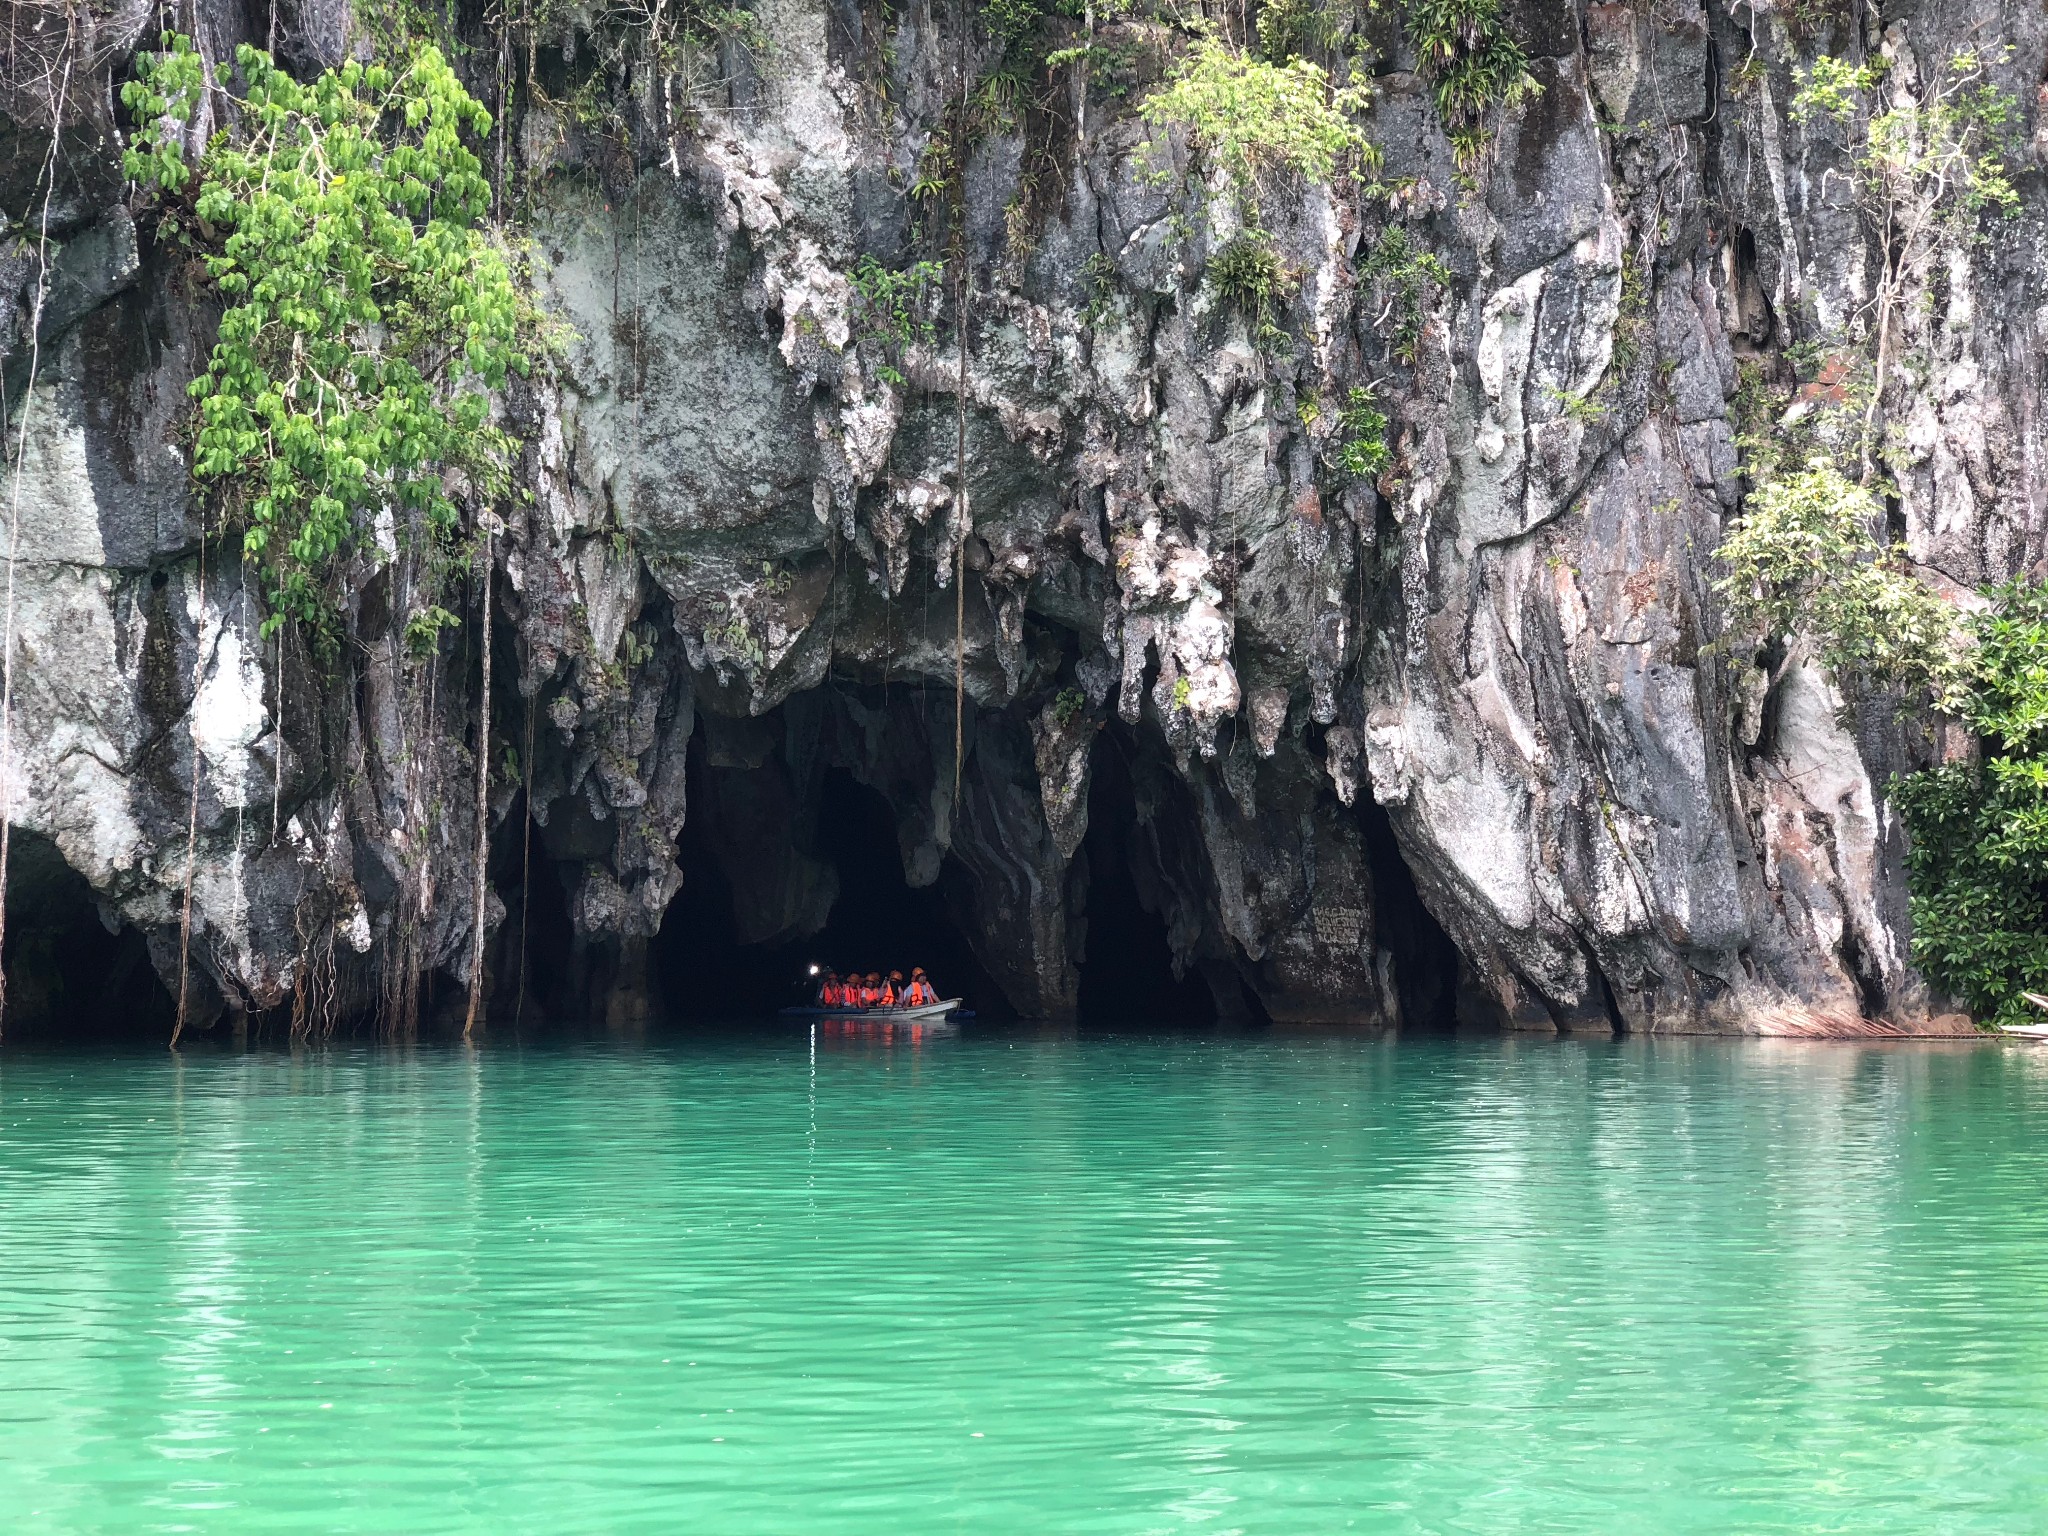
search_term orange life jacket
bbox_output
[908,981,935,1005]
[860,983,878,1007]
[880,983,898,1006]
[822,982,842,1007]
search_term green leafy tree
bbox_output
[124,35,529,642]
[1712,457,1965,703]
[1893,583,2048,1023]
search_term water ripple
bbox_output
[2,1032,2046,1533]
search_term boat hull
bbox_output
[779,999,962,1022]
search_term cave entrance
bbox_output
[1073,727,1218,1024]
[655,747,1004,1020]
[1357,789,1464,1031]
[2,831,175,1043]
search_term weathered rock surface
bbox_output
[3,0,2039,1034]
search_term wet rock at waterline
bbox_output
[1,0,2034,1035]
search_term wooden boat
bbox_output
[2004,994,2048,1037]
[778,998,963,1022]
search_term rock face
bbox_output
[2,0,2039,1034]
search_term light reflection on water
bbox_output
[2,1029,2046,1534]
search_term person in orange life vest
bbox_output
[816,970,839,1007]
[882,971,903,1006]
[905,968,937,1006]
[861,973,881,1008]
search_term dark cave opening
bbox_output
[1358,792,1465,1031]
[1073,728,1220,1025]
[1,831,176,1042]
[653,743,1006,1020]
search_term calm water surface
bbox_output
[3,1027,2046,1534]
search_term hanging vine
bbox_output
[0,2,80,1038]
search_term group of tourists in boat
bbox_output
[813,968,942,1010]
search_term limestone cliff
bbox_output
[2,0,2039,1035]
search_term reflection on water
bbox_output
[3,1030,2046,1534]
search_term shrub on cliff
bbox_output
[1139,33,1378,200]
[1712,457,1967,703]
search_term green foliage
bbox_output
[908,132,955,202]
[974,58,1038,134]
[124,35,528,643]
[1712,457,1965,702]
[1788,49,2018,470]
[1405,0,1539,162]
[527,1,769,88]
[1732,344,1880,484]
[1080,250,1119,328]
[982,0,1052,51]
[1139,36,1378,198]
[1777,0,1852,40]
[1334,386,1391,478]
[619,622,658,668]
[1256,0,1339,64]
[1610,250,1650,376]
[849,256,946,385]
[403,604,462,659]
[1361,225,1450,363]
[1052,686,1087,725]
[1208,230,1292,347]
[1043,37,1147,99]
[1543,384,1607,427]
[1789,54,1879,126]
[1792,48,2019,222]
[1894,582,2048,1023]
[1171,675,1194,711]
[971,0,1061,135]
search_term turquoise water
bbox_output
[3,1028,2046,1534]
